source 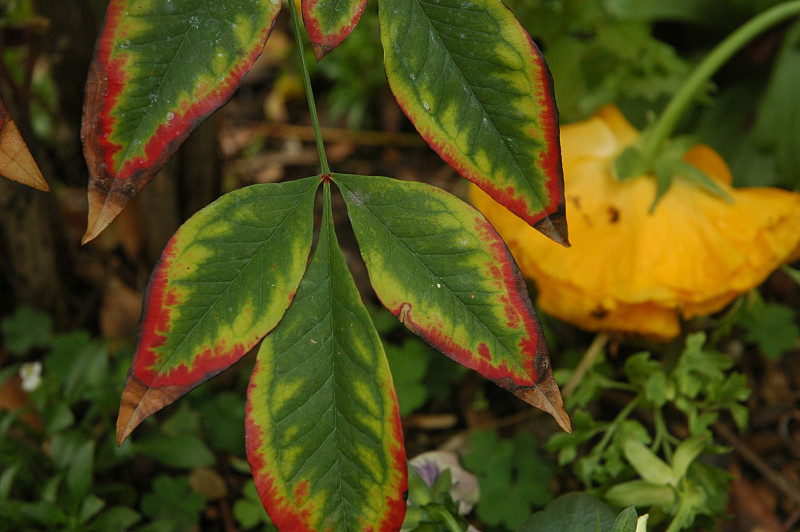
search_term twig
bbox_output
[259,122,426,148]
[563,333,610,398]
[713,420,800,506]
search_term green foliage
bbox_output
[385,341,431,416]
[520,492,643,532]
[463,430,554,530]
[402,467,469,532]
[232,480,278,531]
[547,332,749,530]
[519,492,618,532]
[316,1,386,129]
[139,475,205,532]
[753,19,800,186]
[374,306,467,409]
[0,307,254,531]
[742,300,800,360]
[1,305,53,356]
[505,0,692,123]
[133,403,216,470]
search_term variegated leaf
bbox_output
[117,176,320,443]
[246,185,407,530]
[335,173,570,432]
[82,0,280,243]
[379,0,568,244]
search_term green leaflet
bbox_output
[82,0,280,243]
[117,176,319,444]
[302,0,368,61]
[334,173,570,432]
[379,0,567,244]
[246,185,407,531]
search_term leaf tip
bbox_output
[0,115,50,191]
[82,185,126,244]
[514,369,571,433]
[534,209,570,247]
[311,43,331,62]
[116,375,182,444]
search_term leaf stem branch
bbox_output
[634,1,800,172]
[563,333,609,398]
[286,0,330,175]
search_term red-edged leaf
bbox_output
[81,0,280,243]
[302,0,368,61]
[379,0,568,244]
[0,96,48,191]
[117,177,320,444]
[335,173,570,432]
[246,185,407,530]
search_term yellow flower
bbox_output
[470,105,800,340]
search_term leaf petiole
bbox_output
[287,0,330,175]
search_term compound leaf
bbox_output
[82,0,281,243]
[246,186,407,531]
[335,173,570,432]
[379,0,567,244]
[302,0,368,61]
[117,176,319,443]
[0,97,48,191]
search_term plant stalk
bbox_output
[287,0,330,175]
[638,1,800,164]
[563,333,609,398]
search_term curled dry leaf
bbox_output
[0,97,48,191]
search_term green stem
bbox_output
[427,506,464,532]
[638,1,800,163]
[287,0,330,174]
[563,333,609,398]
[652,408,673,461]
[588,396,641,473]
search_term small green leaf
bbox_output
[671,434,710,480]
[84,506,141,532]
[134,433,215,469]
[335,173,569,432]
[604,480,675,508]
[117,177,319,443]
[609,506,638,532]
[302,0,368,60]
[518,492,617,532]
[379,0,567,244]
[141,475,205,529]
[0,464,20,500]
[85,506,141,532]
[66,440,95,504]
[622,440,675,487]
[464,430,553,529]
[0,305,52,356]
[385,341,430,416]
[246,186,407,531]
[743,302,800,360]
[782,265,800,286]
[233,481,276,530]
[753,20,800,185]
[78,495,106,525]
